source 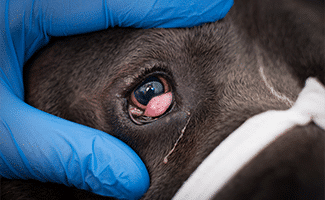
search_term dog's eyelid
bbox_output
[127,73,174,125]
[122,64,171,96]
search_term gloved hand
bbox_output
[0,0,233,199]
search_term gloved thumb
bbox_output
[0,80,149,199]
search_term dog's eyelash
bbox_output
[135,65,170,85]
[124,64,172,96]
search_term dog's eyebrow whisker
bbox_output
[163,114,191,164]
[259,66,295,106]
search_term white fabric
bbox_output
[172,78,325,200]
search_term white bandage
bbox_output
[172,78,325,200]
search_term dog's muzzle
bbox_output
[173,77,325,200]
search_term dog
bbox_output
[1,0,324,199]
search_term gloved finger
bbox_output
[0,0,50,98]
[1,0,233,97]
[39,0,234,36]
[0,80,150,199]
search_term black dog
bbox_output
[1,0,324,199]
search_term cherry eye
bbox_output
[128,75,173,124]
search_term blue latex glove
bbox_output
[0,0,233,199]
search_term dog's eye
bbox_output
[133,76,164,106]
[128,75,173,124]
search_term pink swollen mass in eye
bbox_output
[144,92,172,117]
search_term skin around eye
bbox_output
[128,75,173,122]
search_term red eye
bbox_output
[128,75,173,124]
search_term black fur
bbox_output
[1,0,324,199]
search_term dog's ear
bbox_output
[229,0,324,86]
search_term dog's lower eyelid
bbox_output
[128,75,174,124]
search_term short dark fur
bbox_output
[1,0,324,199]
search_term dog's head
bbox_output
[22,0,324,199]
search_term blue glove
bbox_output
[0,0,233,199]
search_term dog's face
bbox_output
[3,0,324,199]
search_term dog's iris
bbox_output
[129,74,173,124]
[134,76,164,105]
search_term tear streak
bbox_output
[163,114,191,164]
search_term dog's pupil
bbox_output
[134,76,164,105]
